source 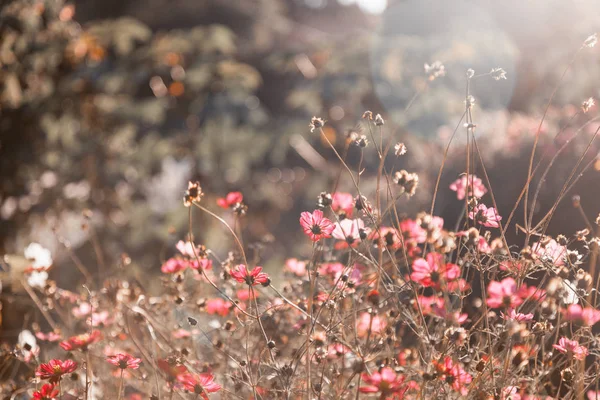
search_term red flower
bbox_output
[158,358,188,381]
[487,278,522,309]
[178,373,222,399]
[32,383,59,400]
[359,367,408,399]
[106,353,142,370]
[217,192,243,209]
[410,252,460,288]
[36,359,78,383]
[59,330,102,351]
[300,210,335,242]
[206,298,231,316]
[230,265,270,286]
[433,356,472,395]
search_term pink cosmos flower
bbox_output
[71,302,92,318]
[230,265,270,286]
[356,312,386,337]
[501,309,534,322]
[359,367,408,398]
[161,258,187,274]
[588,391,600,400]
[206,298,231,316]
[300,210,335,241]
[563,304,600,326]
[177,373,221,399]
[449,174,487,200]
[469,204,502,228]
[35,331,62,342]
[217,191,243,209]
[371,226,402,249]
[410,252,460,288]
[59,330,102,351]
[487,278,523,309]
[332,218,368,248]
[331,192,355,217]
[433,356,472,395]
[532,238,566,266]
[553,337,588,360]
[106,353,142,370]
[36,359,78,383]
[285,258,307,276]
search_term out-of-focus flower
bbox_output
[161,258,188,274]
[487,278,522,308]
[359,367,407,398]
[158,358,188,381]
[532,238,566,266]
[230,265,270,286]
[72,302,92,318]
[553,337,588,360]
[433,356,472,395]
[36,359,77,383]
[563,304,600,326]
[584,33,597,48]
[18,330,39,363]
[300,210,335,241]
[35,331,62,342]
[393,170,419,196]
[59,330,102,351]
[394,142,407,156]
[501,309,534,322]
[309,116,325,132]
[24,243,53,270]
[27,271,49,289]
[177,373,221,399]
[285,258,307,277]
[106,353,142,370]
[206,298,231,316]
[217,192,243,209]
[588,390,600,400]
[356,312,386,337]
[32,383,59,400]
[469,204,502,228]
[449,174,487,200]
[331,192,354,217]
[424,61,445,80]
[490,67,507,80]
[332,218,368,248]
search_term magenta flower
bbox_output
[410,252,460,288]
[36,359,78,383]
[161,258,188,274]
[449,174,487,200]
[433,356,472,395]
[217,191,243,209]
[564,304,600,326]
[487,278,522,309]
[501,309,534,322]
[300,209,335,241]
[553,337,588,360]
[359,367,408,398]
[331,192,355,217]
[106,353,142,370]
[32,383,59,400]
[230,264,270,286]
[177,373,221,399]
[469,203,502,228]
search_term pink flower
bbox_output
[449,174,487,200]
[359,367,408,398]
[35,331,62,342]
[564,304,600,326]
[32,383,59,400]
[161,258,187,274]
[36,359,78,383]
[332,192,355,217]
[59,330,102,351]
[410,252,460,288]
[501,309,534,322]
[106,353,142,370]
[230,265,270,286]
[87,311,113,327]
[588,391,600,400]
[300,210,335,241]
[217,191,243,209]
[176,240,198,258]
[553,337,588,360]
[285,258,307,276]
[177,373,221,399]
[487,278,522,309]
[469,204,502,228]
[206,298,231,316]
[433,356,472,395]
[356,312,386,337]
[332,218,368,248]
[532,238,566,266]
[71,302,92,318]
[190,258,213,271]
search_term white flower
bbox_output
[584,33,597,48]
[332,219,368,244]
[561,280,579,305]
[27,270,48,289]
[24,243,53,270]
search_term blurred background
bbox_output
[1,0,600,288]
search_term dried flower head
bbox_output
[465,95,476,109]
[309,116,325,132]
[374,114,385,126]
[466,68,475,79]
[490,67,507,80]
[316,192,332,209]
[582,97,595,113]
[362,110,373,120]
[354,134,369,147]
[424,61,446,80]
[394,142,407,156]
[184,181,203,207]
[393,170,419,196]
[584,33,598,48]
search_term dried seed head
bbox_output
[393,170,419,196]
[362,110,373,120]
[466,68,475,79]
[317,192,332,209]
[490,67,507,80]
[309,117,325,132]
[465,95,476,109]
[582,97,595,113]
[183,181,203,207]
[354,134,369,147]
[394,142,407,156]
[374,114,385,126]
[424,61,446,80]
[584,33,598,48]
